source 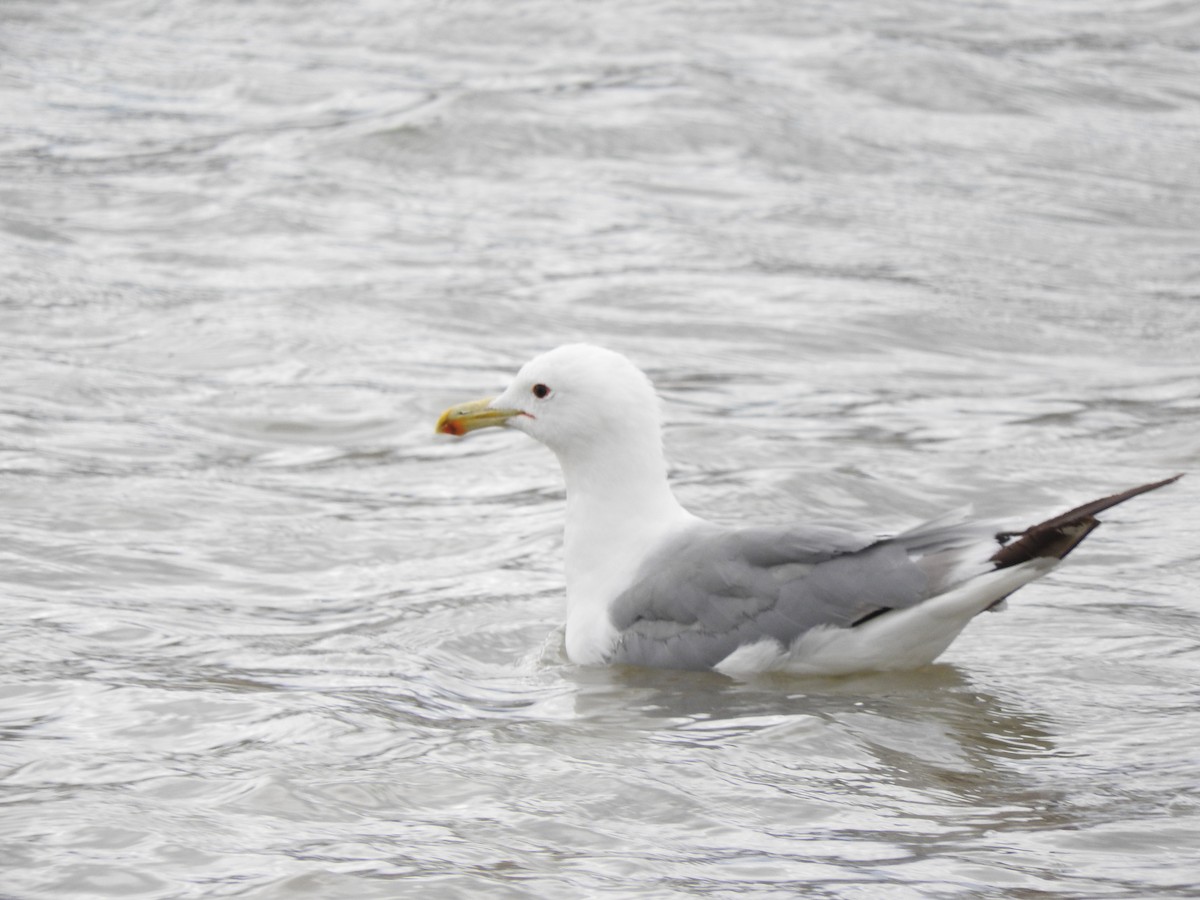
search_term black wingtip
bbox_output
[991,474,1182,569]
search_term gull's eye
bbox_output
[532,383,551,399]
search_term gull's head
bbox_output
[436,344,662,459]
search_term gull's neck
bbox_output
[553,431,696,664]
[562,442,683,527]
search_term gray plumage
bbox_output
[608,519,981,670]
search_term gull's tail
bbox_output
[990,474,1183,569]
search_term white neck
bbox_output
[554,433,695,663]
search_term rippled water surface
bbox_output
[3,1,1200,897]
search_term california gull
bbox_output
[436,344,1180,676]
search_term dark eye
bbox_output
[532,383,551,399]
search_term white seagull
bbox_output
[437,344,1180,676]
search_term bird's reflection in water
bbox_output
[563,661,1071,834]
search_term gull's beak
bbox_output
[436,397,521,436]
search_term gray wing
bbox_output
[607,523,931,670]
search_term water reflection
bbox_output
[566,662,1073,835]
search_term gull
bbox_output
[436,344,1180,676]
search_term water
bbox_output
[2,1,1199,897]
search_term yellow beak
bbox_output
[435,397,521,436]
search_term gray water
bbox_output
[3,1,1200,897]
